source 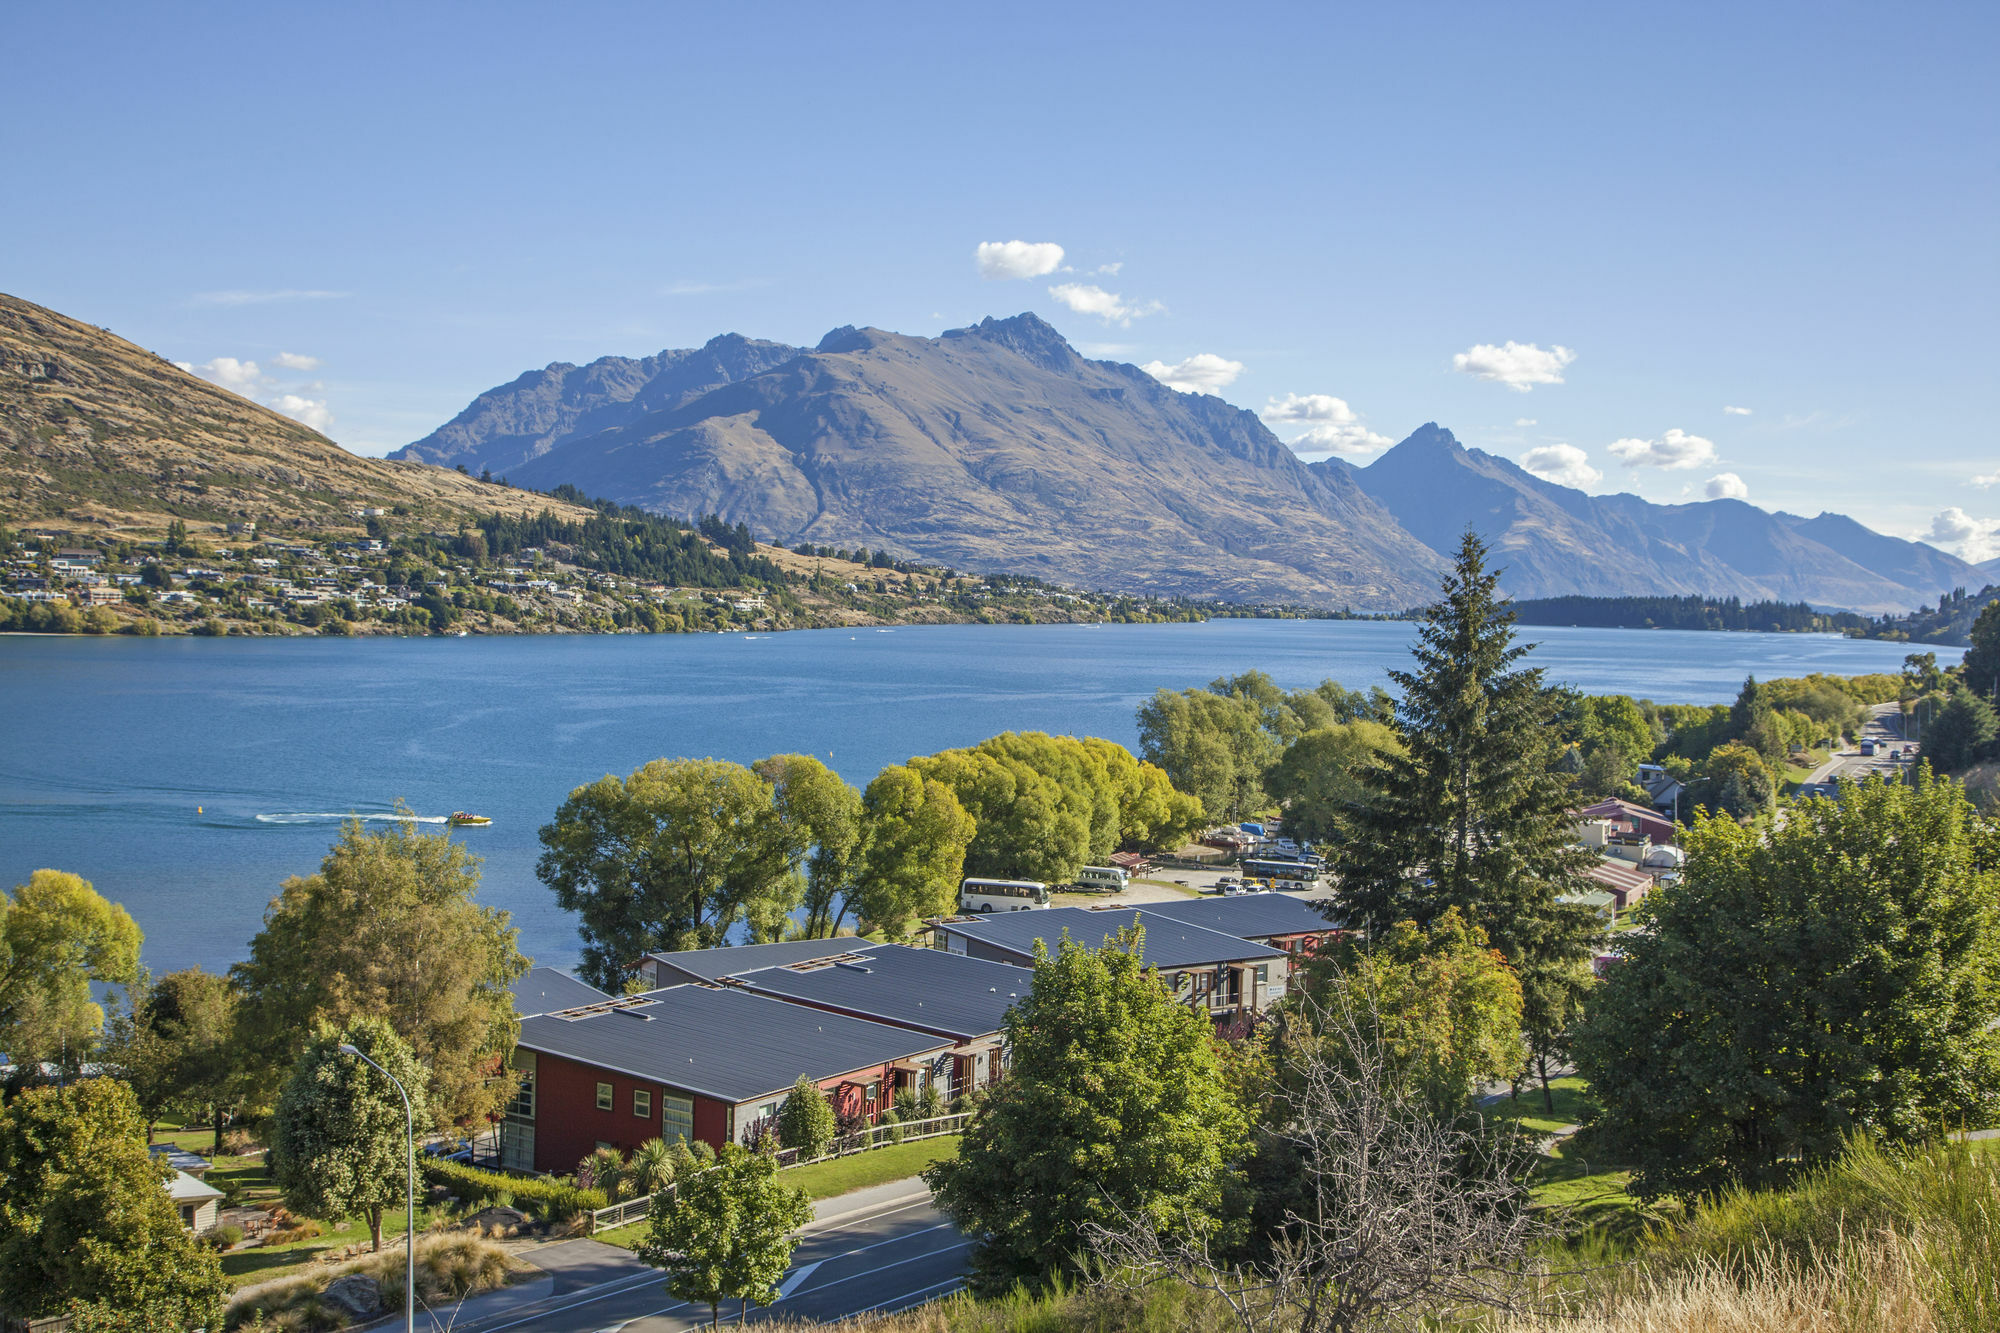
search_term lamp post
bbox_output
[340,1043,415,1333]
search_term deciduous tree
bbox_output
[753,754,863,938]
[1264,720,1401,846]
[1573,771,2000,1200]
[271,1017,430,1252]
[100,966,239,1148]
[637,1143,812,1327]
[0,870,142,1075]
[926,924,1247,1294]
[234,819,525,1126]
[537,759,794,989]
[853,764,975,935]
[0,1078,226,1324]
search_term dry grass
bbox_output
[225,1233,524,1329]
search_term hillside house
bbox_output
[1585,859,1654,911]
[500,985,951,1172]
[1577,797,1677,847]
[167,1169,223,1234]
[926,905,1288,1022]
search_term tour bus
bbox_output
[1242,858,1319,888]
[959,878,1052,913]
[1073,865,1129,892]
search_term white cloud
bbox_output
[272,351,321,371]
[976,240,1066,280]
[183,356,268,393]
[191,288,348,306]
[1520,444,1603,488]
[1925,508,2000,563]
[1607,428,1718,470]
[1287,422,1393,456]
[1047,282,1162,326]
[1515,417,1537,427]
[1093,262,1123,276]
[1723,405,1753,416]
[1705,471,1750,500]
[1451,340,1575,391]
[1141,353,1245,395]
[1263,393,1360,424]
[270,393,333,433]
[1973,471,2000,489]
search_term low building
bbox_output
[501,985,952,1172]
[717,943,1031,1098]
[926,905,1288,1021]
[1122,894,1338,990]
[1585,859,1653,911]
[1577,797,1677,847]
[511,965,611,1017]
[641,938,862,989]
[167,1169,224,1233]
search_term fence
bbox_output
[587,1109,973,1233]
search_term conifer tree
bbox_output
[1329,532,1599,975]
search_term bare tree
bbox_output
[1085,985,1549,1332]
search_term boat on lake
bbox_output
[448,811,491,826]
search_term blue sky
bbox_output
[7,3,1995,555]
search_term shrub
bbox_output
[203,1223,245,1251]
[777,1074,838,1160]
[417,1157,605,1221]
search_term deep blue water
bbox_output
[0,621,1953,974]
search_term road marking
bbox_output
[800,1195,936,1234]
[782,1239,973,1299]
[851,1277,968,1315]
[810,1221,954,1263]
[465,1270,663,1333]
[774,1262,822,1299]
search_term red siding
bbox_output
[528,1049,727,1173]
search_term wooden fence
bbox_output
[587,1110,972,1233]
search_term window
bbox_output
[662,1094,694,1145]
[596,1082,613,1112]
[863,1080,879,1108]
[180,1204,196,1230]
[757,1101,779,1123]
[633,1089,652,1118]
[508,1072,535,1120]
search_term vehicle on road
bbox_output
[959,878,1050,912]
[1860,741,1876,756]
[1243,857,1319,885]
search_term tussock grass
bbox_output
[224,1233,523,1329]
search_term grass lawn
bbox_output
[1529,1146,1671,1250]
[1487,1076,1594,1136]
[595,1136,961,1252]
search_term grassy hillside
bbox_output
[0,291,591,539]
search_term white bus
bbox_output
[959,878,1051,912]
[1073,865,1129,892]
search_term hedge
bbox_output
[419,1157,607,1220]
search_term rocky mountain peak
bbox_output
[945,312,1080,373]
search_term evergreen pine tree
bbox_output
[1921,685,1998,774]
[1330,532,1599,973]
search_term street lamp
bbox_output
[340,1043,415,1333]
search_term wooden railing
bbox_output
[587,1110,973,1233]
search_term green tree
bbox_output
[1136,685,1278,820]
[926,924,1247,1294]
[753,754,863,938]
[99,966,239,1147]
[1298,908,1525,1118]
[775,1074,837,1159]
[1958,600,2000,703]
[1694,740,1777,820]
[0,870,143,1075]
[1330,533,1599,982]
[0,1078,226,1324]
[234,819,525,1127]
[1921,685,1998,774]
[538,758,794,989]
[1573,771,2000,1200]
[637,1142,812,1327]
[1264,719,1402,846]
[853,764,975,935]
[270,1017,430,1251]
[1083,738,1205,851]
[909,746,1083,884]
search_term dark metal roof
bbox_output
[646,938,861,981]
[1129,894,1336,941]
[723,944,1032,1042]
[516,983,951,1105]
[933,906,1286,969]
[512,966,612,1017]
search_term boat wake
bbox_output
[254,812,449,825]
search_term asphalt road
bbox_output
[1806,702,1912,788]
[450,1182,968,1333]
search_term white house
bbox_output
[167,1169,224,1233]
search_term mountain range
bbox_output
[398,315,1976,615]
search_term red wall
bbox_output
[530,1050,725,1175]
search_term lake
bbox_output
[0,621,1950,974]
